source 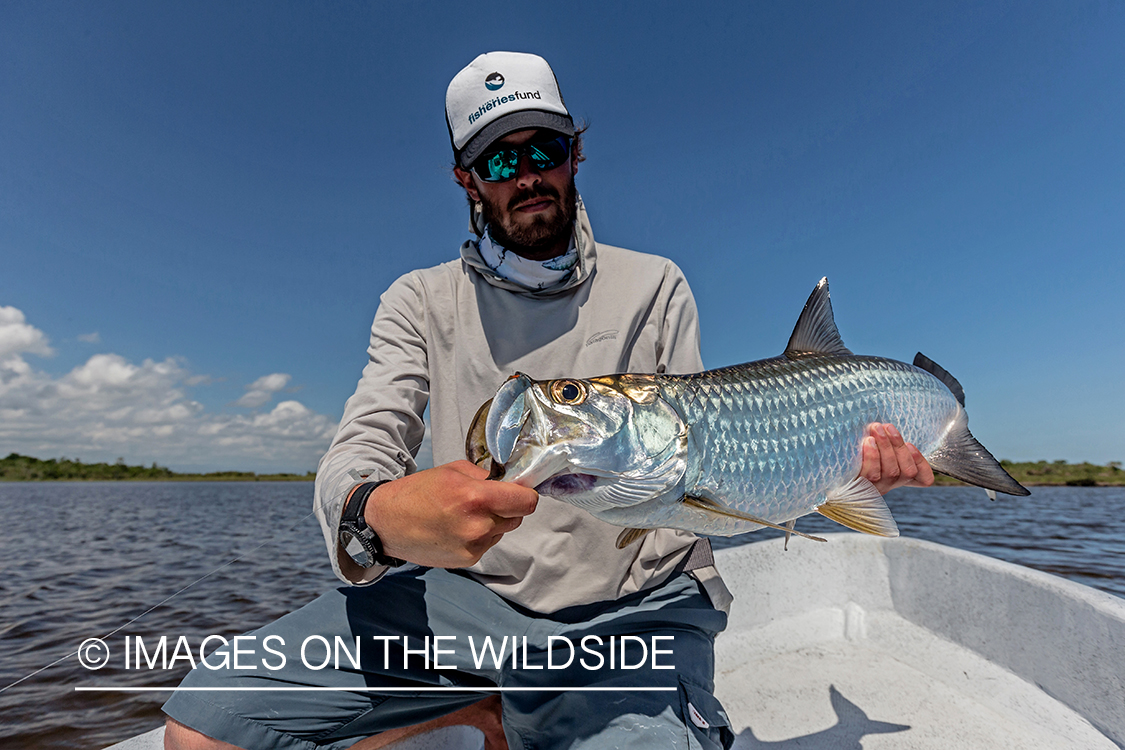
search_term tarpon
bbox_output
[466,278,1029,547]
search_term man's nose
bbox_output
[514,154,542,189]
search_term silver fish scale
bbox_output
[656,353,958,531]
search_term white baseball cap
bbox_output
[446,51,574,169]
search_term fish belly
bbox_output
[659,354,958,536]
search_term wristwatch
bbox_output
[338,481,405,569]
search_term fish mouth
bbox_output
[499,443,574,490]
[535,472,598,496]
[482,374,615,491]
[485,373,533,465]
[482,373,571,489]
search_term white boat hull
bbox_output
[106,534,1125,749]
[715,533,1125,748]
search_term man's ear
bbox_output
[453,167,480,201]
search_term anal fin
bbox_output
[817,477,899,537]
[616,527,653,549]
[784,520,796,551]
[682,495,826,543]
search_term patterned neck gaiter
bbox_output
[477,227,579,292]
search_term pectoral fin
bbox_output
[817,477,899,537]
[616,528,653,549]
[682,495,826,542]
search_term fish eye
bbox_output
[550,379,587,405]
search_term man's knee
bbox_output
[164,717,244,750]
[347,695,507,750]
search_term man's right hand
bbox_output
[363,460,539,569]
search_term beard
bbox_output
[479,175,577,260]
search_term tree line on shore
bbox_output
[931,459,1122,487]
[0,453,314,481]
[3,452,1123,485]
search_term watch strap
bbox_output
[339,480,404,568]
[341,480,386,524]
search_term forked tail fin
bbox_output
[927,407,1030,496]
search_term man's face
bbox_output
[455,129,578,261]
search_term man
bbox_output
[164,51,932,750]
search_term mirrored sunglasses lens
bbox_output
[476,151,518,181]
[473,137,571,182]
[529,138,569,169]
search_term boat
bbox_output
[105,533,1125,749]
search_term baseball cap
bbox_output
[446,51,575,169]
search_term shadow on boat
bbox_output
[731,684,910,749]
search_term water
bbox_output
[1,483,1122,749]
[0,483,337,750]
[710,485,1125,597]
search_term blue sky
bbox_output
[2,1,1122,472]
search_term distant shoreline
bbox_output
[0,453,313,482]
[3,452,1122,486]
[935,459,1124,488]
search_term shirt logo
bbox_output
[485,72,505,91]
[585,330,619,347]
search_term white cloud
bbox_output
[77,332,101,343]
[234,372,292,408]
[0,307,337,473]
[1,306,54,364]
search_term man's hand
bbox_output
[861,423,935,494]
[364,460,539,569]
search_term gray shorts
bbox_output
[163,568,732,749]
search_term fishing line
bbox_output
[0,484,348,695]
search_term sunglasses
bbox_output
[471,135,572,182]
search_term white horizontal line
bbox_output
[75,686,676,693]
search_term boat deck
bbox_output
[717,603,1110,747]
[106,535,1125,749]
[714,534,1124,748]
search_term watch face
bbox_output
[340,527,375,568]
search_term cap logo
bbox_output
[485,72,505,91]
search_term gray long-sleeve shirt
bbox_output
[314,200,706,613]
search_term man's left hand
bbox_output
[861,423,935,494]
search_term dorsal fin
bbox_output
[913,352,965,406]
[784,277,853,357]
